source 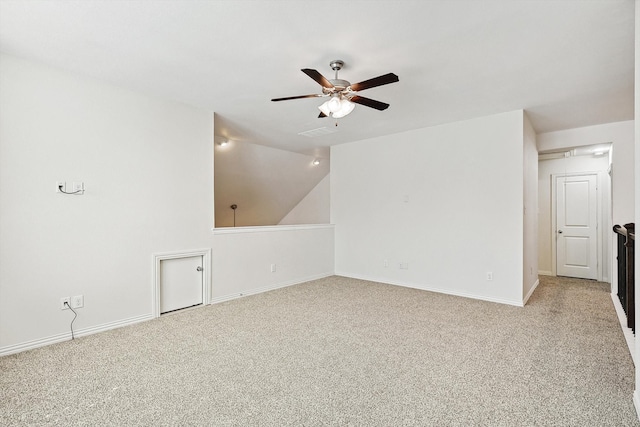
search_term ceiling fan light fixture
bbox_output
[318,101,332,117]
[327,96,342,113]
[318,97,355,118]
[332,99,355,118]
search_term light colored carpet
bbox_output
[1,275,638,426]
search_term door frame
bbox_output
[551,172,604,281]
[152,248,212,318]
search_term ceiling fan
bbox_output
[271,60,399,119]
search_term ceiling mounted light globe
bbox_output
[318,100,332,116]
[332,99,355,118]
[327,96,342,113]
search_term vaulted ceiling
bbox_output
[0,0,634,158]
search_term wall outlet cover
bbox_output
[71,295,84,309]
[72,182,84,193]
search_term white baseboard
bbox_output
[611,292,635,365]
[334,272,524,307]
[1,273,336,357]
[209,272,334,305]
[522,279,540,305]
[0,313,153,357]
[538,270,554,276]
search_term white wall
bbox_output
[211,225,334,302]
[0,54,336,355]
[522,113,539,302]
[331,110,526,306]
[0,54,214,352]
[279,175,330,225]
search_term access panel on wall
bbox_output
[160,256,203,314]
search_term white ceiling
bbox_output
[0,0,634,156]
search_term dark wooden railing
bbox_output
[613,223,635,333]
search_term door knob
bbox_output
[558,230,563,234]
[196,266,203,272]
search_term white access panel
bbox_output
[160,255,203,314]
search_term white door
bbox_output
[556,174,598,280]
[160,256,203,314]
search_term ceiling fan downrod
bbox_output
[329,59,344,80]
[327,60,350,92]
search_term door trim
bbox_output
[152,248,212,318]
[551,172,602,280]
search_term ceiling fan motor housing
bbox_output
[325,79,351,92]
[327,60,350,93]
[329,60,344,71]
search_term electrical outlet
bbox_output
[486,272,493,281]
[71,295,84,309]
[72,182,84,194]
[399,262,409,270]
[56,181,66,193]
[270,263,276,273]
[60,297,70,310]
[384,259,389,268]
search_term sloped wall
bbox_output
[214,139,329,227]
[279,175,330,225]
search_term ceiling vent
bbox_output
[298,127,338,138]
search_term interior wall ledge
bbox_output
[211,224,335,234]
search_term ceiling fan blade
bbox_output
[318,111,327,118]
[271,94,323,102]
[350,73,399,92]
[301,68,334,89]
[350,95,390,111]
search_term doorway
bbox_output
[153,249,211,317]
[539,145,612,281]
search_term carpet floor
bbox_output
[1,275,638,426]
